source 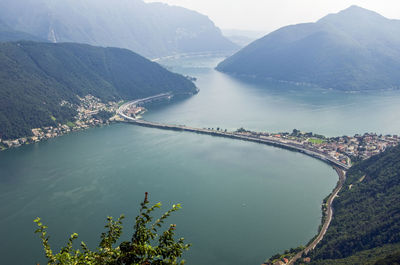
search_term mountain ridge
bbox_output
[0,0,238,58]
[0,19,46,42]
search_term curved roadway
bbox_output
[287,167,346,265]
[118,97,349,171]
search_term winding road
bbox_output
[287,167,346,265]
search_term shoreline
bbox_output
[0,121,115,152]
[1,94,121,151]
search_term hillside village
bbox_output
[0,95,120,150]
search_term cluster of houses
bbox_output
[329,133,399,160]
[125,106,146,118]
[297,133,399,162]
[263,256,311,265]
[264,257,289,265]
[235,129,400,165]
[75,94,119,120]
[0,95,119,150]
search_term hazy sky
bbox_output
[144,0,400,32]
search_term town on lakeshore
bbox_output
[232,128,400,166]
[0,95,120,150]
[1,95,399,169]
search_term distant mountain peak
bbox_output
[217,6,400,91]
[338,5,378,14]
[346,5,369,11]
[318,5,387,24]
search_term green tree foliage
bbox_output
[34,193,191,265]
[92,110,114,122]
[375,250,400,265]
[301,244,400,265]
[307,145,400,264]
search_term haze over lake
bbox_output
[1,55,400,265]
[149,55,400,137]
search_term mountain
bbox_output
[0,0,238,58]
[0,19,45,42]
[222,29,267,47]
[305,143,400,264]
[217,6,400,90]
[0,41,196,140]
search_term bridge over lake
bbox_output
[117,94,350,171]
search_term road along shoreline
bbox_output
[286,167,346,265]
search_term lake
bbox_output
[1,55,400,265]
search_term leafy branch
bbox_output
[34,193,190,265]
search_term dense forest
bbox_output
[0,41,196,140]
[305,144,400,264]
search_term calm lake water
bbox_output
[1,55,400,265]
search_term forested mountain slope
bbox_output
[0,41,196,140]
[306,144,400,264]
